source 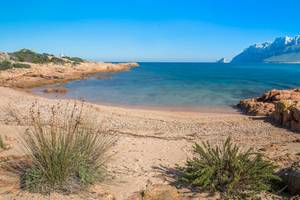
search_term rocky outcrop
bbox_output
[0,62,139,88]
[271,101,300,131]
[238,88,300,132]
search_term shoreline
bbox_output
[30,87,239,114]
[25,86,239,115]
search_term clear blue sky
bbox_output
[0,0,299,62]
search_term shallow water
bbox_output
[32,62,300,110]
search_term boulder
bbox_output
[238,88,300,132]
[282,110,291,125]
[279,161,300,195]
[291,121,300,132]
[292,103,300,121]
[43,87,68,94]
[238,100,274,116]
[271,112,282,124]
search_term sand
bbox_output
[0,87,299,199]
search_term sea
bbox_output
[32,62,300,112]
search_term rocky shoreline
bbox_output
[238,88,300,132]
[0,61,138,88]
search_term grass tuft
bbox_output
[177,137,280,199]
[0,135,4,149]
[19,102,115,194]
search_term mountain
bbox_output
[231,35,300,63]
[216,58,227,63]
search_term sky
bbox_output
[0,0,300,62]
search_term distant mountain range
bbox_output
[231,35,300,63]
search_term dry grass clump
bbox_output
[13,102,115,194]
[0,135,4,149]
[177,138,280,199]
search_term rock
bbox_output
[238,88,300,132]
[282,110,291,125]
[264,103,275,111]
[279,161,300,195]
[291,92,300,101]
[291,121,300,132]
[271,112,282,124]
[43,87,68,94]
[127,184,183,200]
[238,99,273,116]
[292,103,300,121]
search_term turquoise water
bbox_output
[33,62,300,110]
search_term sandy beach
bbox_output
[2,1,300,198]
[0,86,299,200]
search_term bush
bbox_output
[0,60,31,70]
[177,138,280,199]
[9,49,50,64]
[20,102,115,193]
[62,56,84,63]
[0,60,12,70]
[12,63,31,69]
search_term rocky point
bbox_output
[238,88,300,132]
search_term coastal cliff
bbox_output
[0,49,139,88]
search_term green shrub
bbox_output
[9,49,50,64]
[8,49,84,65]
[21,102,115,193]
[0,60,31,70]
[49,56,67,64]
[12,63,31,69]
[62,56,84,63]
[0,60,12,70]
[177,138,280,199]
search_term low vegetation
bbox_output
[8,49,84,65]
[13,102,115,193]
[177,138,280,199]
[0,49,85,70]
[0,135,4,149]
[9,49,65,64]
[62,56,84,63]
[0,60,31,70]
